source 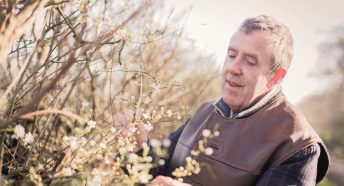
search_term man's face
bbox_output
[222,31,275,112]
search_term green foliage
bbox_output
[318,177,337,186]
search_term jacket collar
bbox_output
[213,86,282,119]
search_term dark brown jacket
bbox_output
[167,95,329,186]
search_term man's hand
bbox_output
[148,176,192,186]
[116,110,148,152]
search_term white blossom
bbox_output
[158,159,165,165]
[150,139,161,147]
[142,113,151,120]
[132,163,146,173]
[146,156,152,162]
[110,127,117,134]
[117,137,125,146]
[143,122,153,131]
[163,139,171,147]
[95,154,103,160]
[88,169,103,186]
[155,114,162,120]
[87,120,96,129]
[202,129,211,138]
[82,101,90,107]
[91,168,101,176]
[80,137,87,146]
[62,167,74,176]
[176,111,182,120]
[16,3,24,11]
[143,97,151,104]
[205,147,214,155]
[104,157,110,164]
[138,172,152,184]
[12,125,25,139]
[69,136,78,150]
[63,136,69,141]
[128,153,139,163]
[129,127,137,133]
[166,110,173,117]
[150,83,160,91]
[23,132,34,146]
[116,28,128,38]
[127,145,134,152]
[99,142,107,149]
[90,140,96,147]
[119,147,127,155]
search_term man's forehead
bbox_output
[227,31,274,62]
[229,31,274,48]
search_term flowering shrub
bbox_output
[172,128,220,182]
[0,0,218,185]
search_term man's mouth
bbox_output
[226,80,243,87]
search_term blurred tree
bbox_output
[300,24,344,186]
[312,25,344,88]
[307,25,344,154]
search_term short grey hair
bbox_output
[239,15,294,72]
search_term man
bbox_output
[127,15,329,185]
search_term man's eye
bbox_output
[228,54,236,59]
[245,57,256,66]
[246,60,256,66]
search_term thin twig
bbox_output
[0,40,38,107]
[0,49,78,129]
[19,109,87,124]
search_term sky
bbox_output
[164,0,344,104]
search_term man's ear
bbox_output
[267,68,286,89]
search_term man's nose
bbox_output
[224,57,242,75]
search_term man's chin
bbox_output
[223,97,234,106]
